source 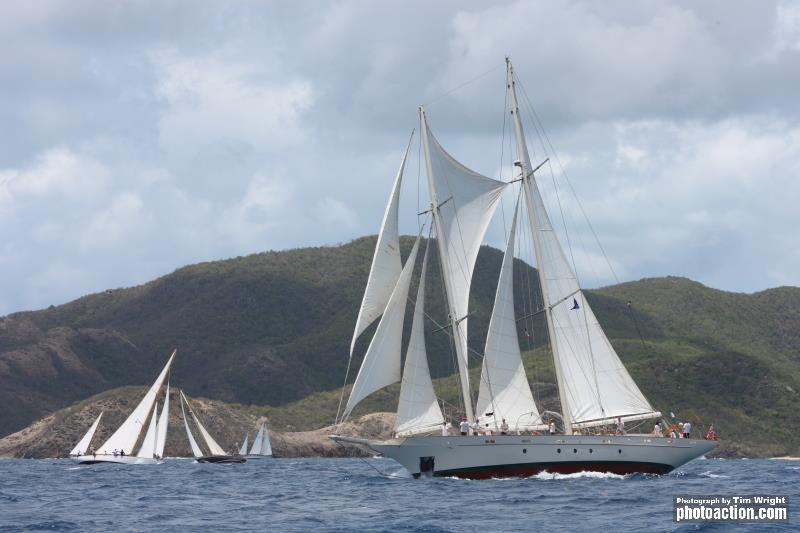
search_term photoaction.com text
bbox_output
[673,495,788,522]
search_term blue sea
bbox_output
[0,457,797,532]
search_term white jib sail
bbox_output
[343,236,422,418]
[476,197,544,432]
[523,178,658,427]
[421,112,507,419]
[261,424,272,456]
[395,244,445,436]
[70,411,103,456]
[250,423,265,455]
[155,383,170,458]
[136,401,159,458]
[184,396,227,456]
[97,349,175,455]
[349,135,412,356]
[239,434,249,456]
[180,392,203,458]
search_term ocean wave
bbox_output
[532,470,626,480]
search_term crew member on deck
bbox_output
[549,419,556,435]
[682,421,692,439]
[441,421,450,437]
[500,419,509,435]
[472,419,481,436]
[459,418,469,436]
[483,424,492,436]
[653,422,663,437]
[616,417,625,435]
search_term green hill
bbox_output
[1,236,798,457]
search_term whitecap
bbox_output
[532,470,626,480]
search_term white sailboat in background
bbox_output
[331,59,716,478]
[180,390,245,464]
[243,422,273,459]
[74,350,175,464]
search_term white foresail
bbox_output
[343,237,421,418]
[70,411,103,456]
[185,395,227,456]
[476,197,544,431]
[261,424,272,456]
[250,423,265,455]
[180,392,203,458]
[421,110,507,422]
[395,244,445,436]
[239,434,249,456]
[349,136,412,356]
[155,383,170,458]
[136,402,159,458]
[97,350,176,455]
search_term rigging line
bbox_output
[517,77,620,285]
[423,63,504,107]
[416,125,423,231]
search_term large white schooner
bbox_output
[331,59,715,479]
[73,350,175,465]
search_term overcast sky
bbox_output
[1,0,799,315]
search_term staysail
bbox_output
[97,349,175,455]
[260,424,272,456]
[343,236,421,418]
[70,411,103,456]
[239,434,249,456]
[476,196,544,431]
[136,401,159,458]
[155,383,170,458]
[180,392,203,458]
[421,109,507,422]
[395,244,445,436]
[349,135,412,356]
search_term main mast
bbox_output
[420,106,476,424]
[506,58,573,434]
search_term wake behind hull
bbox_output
[332,434,716,479]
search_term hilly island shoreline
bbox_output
[1,236,799,459]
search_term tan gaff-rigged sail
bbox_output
[349,136,412,356]
[524,178,658,427]
[476,196,544,432]
[343,237,421,418]
[395,244,445,436]
[70,411,103,456]
[179,392,203,458]
[421,110,507,422]
[96,350,175,455]
[136,401,159,458]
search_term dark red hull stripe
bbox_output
[429,461,673,479]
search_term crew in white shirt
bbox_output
[682,421,692,439]
[653,422,663,437]
[472,420,481,436]
[500,419,509,435]
[459,419,469,436]
[483,424,493,436]
[441,422,450,437]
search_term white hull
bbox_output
[74,454,162,465]
[331,434,716,479]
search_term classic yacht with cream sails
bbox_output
[180,390,245,464]
[74,350,175,465]
[240,422,273,459]
[331,59,715,478]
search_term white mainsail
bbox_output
[182,391,227,456]
[136,401,159,458]
[421,110,507,422]
[239,434,249,456]
[349,136,412,356]
[70,411,103,456]
[476,197,544,431]
[155,383,170,458]
[343,236,421,418]
[180,392,203,458]
[250,423,264,455]
[505,62,659,430]
[97,349,175,455]
[260,424,272,456]
[395,244,445,436]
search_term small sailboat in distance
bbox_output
[75,349,175,465]
[244,422,273,459]
[180,390,245,464]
